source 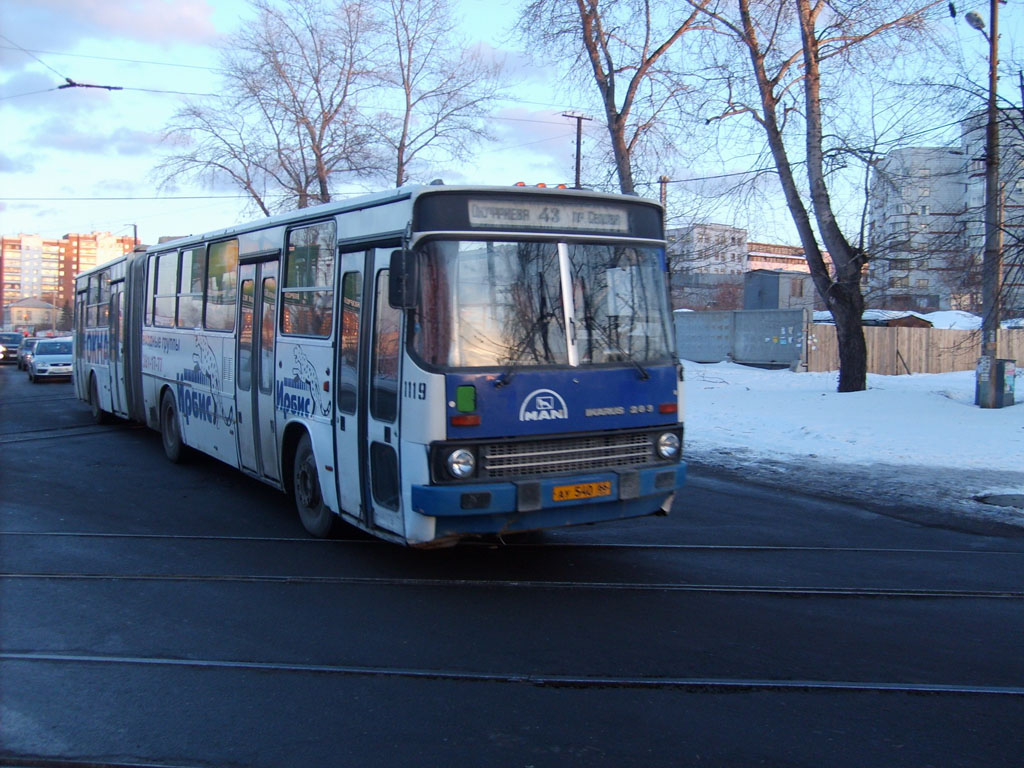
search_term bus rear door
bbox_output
[109,285,127,417]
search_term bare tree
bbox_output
[371,0,504,187]
[157,0,382,213]
[518,0,710,195]
[693,0,946,392]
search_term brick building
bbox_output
[1,232,135,330]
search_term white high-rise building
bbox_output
[867,110,1024,315]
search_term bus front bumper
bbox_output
[410,464,686,536]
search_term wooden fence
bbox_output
[806,324,1024,374]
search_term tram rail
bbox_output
[3,650,1023,697]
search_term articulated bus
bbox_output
[74,184,685,546]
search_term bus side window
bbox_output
[178,247,204,329]
[260,276,276,394]
[87,274,99,327]
[371,270,400,423]
[282,221,335,337]
[145,255,157,326]
[97,270,110,327]
[153,253,177,328]
[205,240,238,332]
[238,279,254,392]
[338,271,361,414]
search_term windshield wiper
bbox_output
[494,312,558,388]
[585,315,650,380]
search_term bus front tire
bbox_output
[293,434,335,538]
[160,391,186,464]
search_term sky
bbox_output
[0,0,586,245]
[1,0,1022,247]
[682,360,1024,529]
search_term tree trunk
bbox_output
[828,282,867,391]
[608,115,636,195]
[796,0,866,391]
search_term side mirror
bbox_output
[389,249,419,309]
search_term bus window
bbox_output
[145,255,157,326]
[338,271,361,414]
[154,253,177,328]
[87,276,99,327]
[371,270,399,422]
[84,270,111,328]
[260,276,276,394]
[282,221,335,337]
[238,279,254,392]
[97,270,111,327]
[178,247,204,329]
[205,239,238,331]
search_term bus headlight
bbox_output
[446,448,476,479]
[656,432,680,460]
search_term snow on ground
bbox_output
[682,361,1024,528]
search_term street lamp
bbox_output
[967,0,1005,407]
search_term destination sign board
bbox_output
[467,200,630,233]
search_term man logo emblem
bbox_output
[519,389,568,422]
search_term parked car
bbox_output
[0,332,24,365]
[16,337,40,370]
[28,338,73,382]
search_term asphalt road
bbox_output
[2,364,1023,767]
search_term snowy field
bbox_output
[682,361,1024,528]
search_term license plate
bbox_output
[552,481,612,502]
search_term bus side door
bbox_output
[236,258,281,481]
[333,248,403,536]
[109,285,127,417]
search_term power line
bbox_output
[0,34,69,80]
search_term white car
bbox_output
[28,338,73,383]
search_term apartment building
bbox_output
[1,232,135,329]
[867,111,1024,315]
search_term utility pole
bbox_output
[967,0,1006,407]
[562,113,592,189]
[659,176,673,306]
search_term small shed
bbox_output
[812,309,934,328]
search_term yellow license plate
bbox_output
[552,481,613,502]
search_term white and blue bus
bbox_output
[74,184,685,546]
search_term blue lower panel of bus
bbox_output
[410,463,686,536]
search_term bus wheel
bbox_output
[160,391,186,464]
[89,375,111,425]
[293,434,335,538]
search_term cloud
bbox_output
[0,71,57,102]
[6,0,218,47]
[0,152,35,174]
[31,118,164,157]
[1,0,220,62]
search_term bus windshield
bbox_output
[412,239,674,369]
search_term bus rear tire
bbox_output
[293,434,335,538]
[89,374,111,425]
[160,391,187,464]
